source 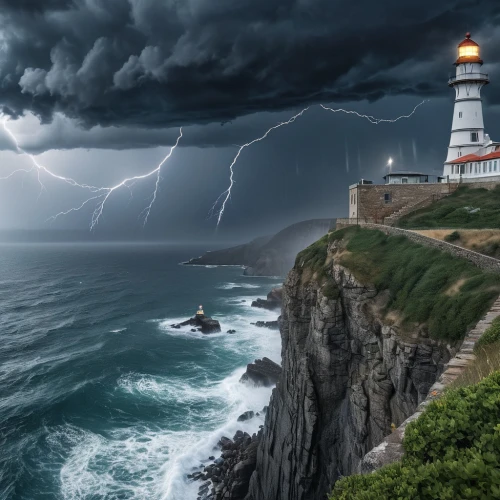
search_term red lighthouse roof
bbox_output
[456,33,482,65]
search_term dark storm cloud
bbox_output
[1,0,500,129]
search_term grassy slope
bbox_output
[296,226,500,341]
[397,185,500,229]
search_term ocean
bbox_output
[0,243,282,500]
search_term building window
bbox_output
[384,193,391,203]
[495,161,498,172]
[489,161,493,172]
[483,163,487,173]
[459,111,463,118]
[401,177,408,184]
[354,194,356,205]
[471,132,479,142]
[458,152,462,157]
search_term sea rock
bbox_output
[173,315,222,334]
[227,330,237,334]
[237,411,255,422]
[239,358,282,387]
[251,321,279,330]
[251,288,283,311]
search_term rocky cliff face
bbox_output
[245,242,457,500]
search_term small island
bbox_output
[171,305,222,334]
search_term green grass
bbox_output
[475,317,500,352]
[452,340,500,389]
[398,185,500,229]
[298,226,500,341]
[330,371,500,500]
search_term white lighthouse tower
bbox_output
[444,34,500,180]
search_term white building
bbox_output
[443,33,500,180]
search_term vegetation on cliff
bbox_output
[330,371,500,500]
[397,185,500,229]
[296,227,500,341]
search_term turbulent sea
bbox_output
[0,243,282,500]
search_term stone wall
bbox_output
[335,223,500,274]
[360,296,500,473]
[354,183,457,223]
[455,177,500,188]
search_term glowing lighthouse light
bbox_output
[457,33,481,61]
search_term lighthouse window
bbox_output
[384,193,391,203]
[471,132,479,142]
[459,112,463,118]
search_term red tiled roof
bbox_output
[449,154,480,164]
[449,151,500,164]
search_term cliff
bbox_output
[242,227,500,500]
[185,219,334,276]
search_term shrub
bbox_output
[474,317,500,352]
[330,372,500,500]
[445,230,461,243]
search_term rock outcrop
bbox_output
[240,358,282,387]
[191,431,261,500]
[171,315,221,334]
[244,244,456,500]
[251,321,279,330]
[251,288,283,311]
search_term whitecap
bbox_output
[215,283,261,290]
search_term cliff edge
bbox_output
[243,227,500,500]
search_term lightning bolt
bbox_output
[86,128,183,230]
[211,100,428,225]
[210,107,309,226]
[1,117,183,230]
[2,118,105,194]
[320,100,428,124]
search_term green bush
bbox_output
[475,317,500,352]
[445,230,461,243]
[330,372,500,500]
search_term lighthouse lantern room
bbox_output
[444,34,500,179]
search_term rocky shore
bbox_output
[190,428,263,500]
[188,355,281,499]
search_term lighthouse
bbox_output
[444,34,500,179]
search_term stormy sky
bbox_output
[0,0,500,241]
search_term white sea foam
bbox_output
[110,328,127,333]
[215,282,261,290]
[56,293,281,500]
